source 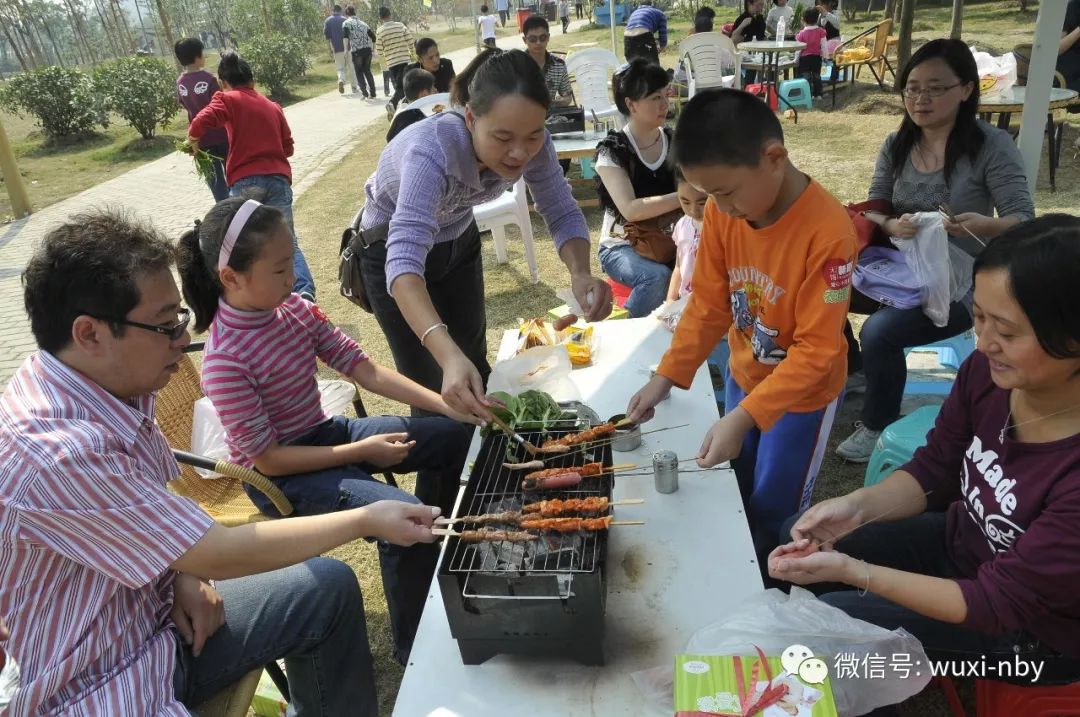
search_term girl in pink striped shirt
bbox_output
[178,196,474,663]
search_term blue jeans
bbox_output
[246,414,469,662]
[848,289,973,431]
[598,243,672,318]
[174,557,378,717]
[229,174,316,299]
[202,141,230,201]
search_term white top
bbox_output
[596,125,671,250]
[479,14,498,39]
[765,4,794,36]
[392,318,761,717]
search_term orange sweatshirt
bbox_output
[656,178,856,431]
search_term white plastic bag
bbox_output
[890,212,951,328]
[487,345,582,403]
[190,380,357,478]
[652,294,690,332]
[631,587,931,717]
[971,48,1017,93]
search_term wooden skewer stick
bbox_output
[490,414,540,455]
[806,491,933,549]
[611,520,645,526]
[937,204,986,247]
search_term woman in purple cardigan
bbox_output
[770,215,1080,699]
[356,49,612,421]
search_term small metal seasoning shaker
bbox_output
[653,450,679,494]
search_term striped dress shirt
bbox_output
[0,351,214,716]
[201,294,368,466]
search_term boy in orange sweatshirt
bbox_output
[627,88,855,561]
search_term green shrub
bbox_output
[93,56,178,140]
[0,66,107,142]
[242,34,310,99]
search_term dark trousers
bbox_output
[246,414,469,663]
[498,9,508,25]
[483,37,497,48]
[796,53,823,96]
[561,15,569,31]
[351,47,377,97]
[844,288,973,431]
[202,141,230,201]
[624,32,659,65]
[777,512,1080,685]
[383,69,391,94]
[358,221,492,401]
[388,61,408,108]
[576,1,583,18]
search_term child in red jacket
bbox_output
[187,51,316,301]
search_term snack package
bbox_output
[516,318,596,366]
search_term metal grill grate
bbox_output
[445,419,614,577]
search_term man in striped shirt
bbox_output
[376,5,414,115]
[0,211,438,716]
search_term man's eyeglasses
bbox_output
[524,33,549,43]
[901,83,962,99]
[83,308,192,341]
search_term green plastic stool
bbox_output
[864,405,941,487]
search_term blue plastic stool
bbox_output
[778,78,813,109]
[580,157,596,179]
[864,404,941,487]
[902,330,976,395]
[707,337,730,407]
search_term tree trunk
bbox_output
[109,0,137,51]
[949,0,962,39]
[153,0,176,55]
[0,17,31,71]
[92,0,123,56]
[64,0,98,64]
[884,0,897,22]
[260,0,273,33]
[894,0,914,89]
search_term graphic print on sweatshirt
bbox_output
[729,265,788,366]
[960,434,1025,553]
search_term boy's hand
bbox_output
[627,375,674,423]
[361,500,441,545]
[696,407,755,467]
[355,433,415,468]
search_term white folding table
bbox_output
[393,318,763,716]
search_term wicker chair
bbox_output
[828,19,896,109]
[155,344,294,525]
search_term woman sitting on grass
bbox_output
[771,215,1080,700]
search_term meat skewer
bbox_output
[435,498,645,525]
[431,527,539,542]
[540,422,617,449]
[518,516,644,532]
[522,471,582,491]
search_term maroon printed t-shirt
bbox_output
[177,69,227,148]
[903,351,1080,657]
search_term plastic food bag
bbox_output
[890,212,951,328]
[190,380,357,478]
[487,345,581,403]
[516,317,596,366]
[971,48,1017,93]
[653,294,690,332]
[631,587,931,717]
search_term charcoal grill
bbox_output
[437,417,613,665]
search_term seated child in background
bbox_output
[657,168,708,330]
[795,8,827,98]
[627,89,855,569]
[386,68,437,142]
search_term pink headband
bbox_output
[217,199,262,271]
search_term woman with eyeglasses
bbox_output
[836,39,1035,464]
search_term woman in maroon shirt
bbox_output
[770,215,1080,688]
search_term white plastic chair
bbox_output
[393,91,451,118]
[473,178,538,283]
[565,48,621,123]
[679,32,741,96]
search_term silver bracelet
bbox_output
[420,322,448,347]
[858,560,871,597]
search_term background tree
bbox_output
[894,0,915,89]
[950,0,962,39]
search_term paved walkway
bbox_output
[0,43,498,386]
[0,18,605,386]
